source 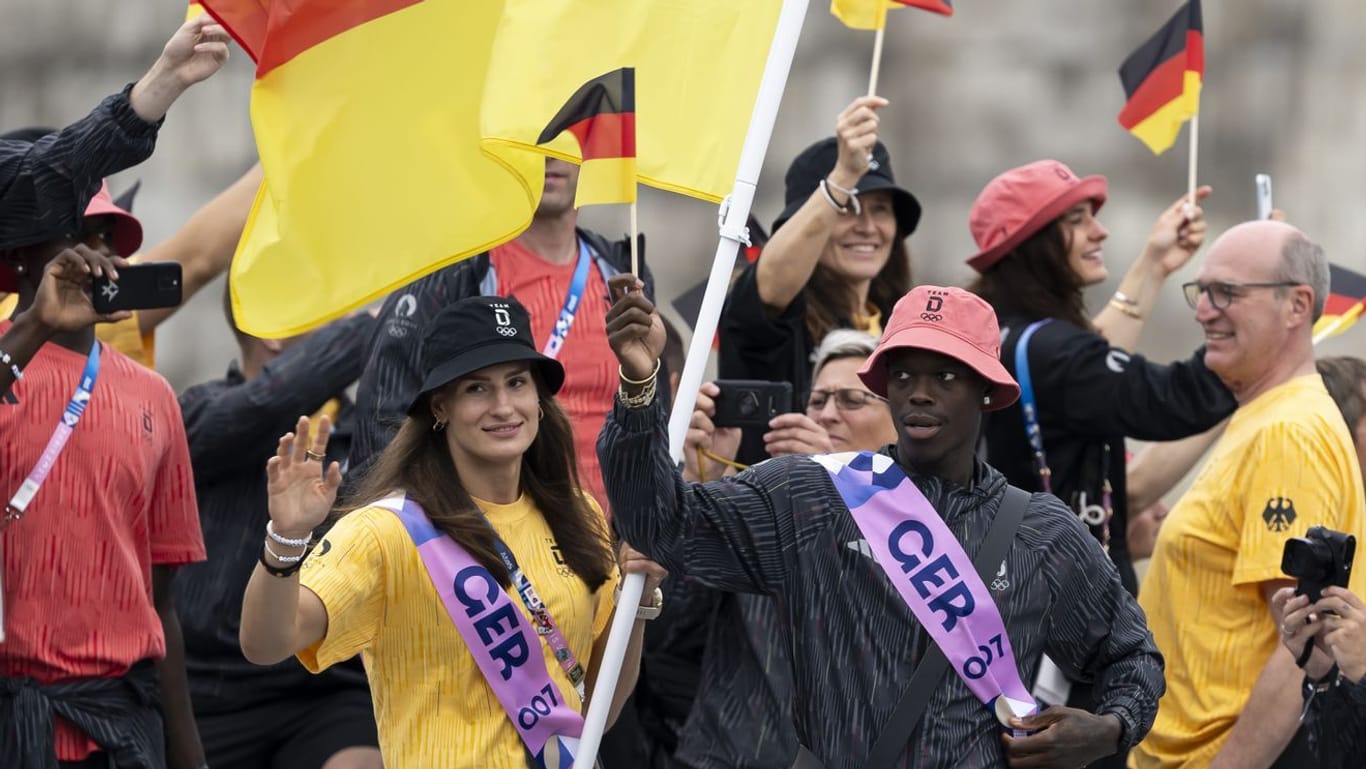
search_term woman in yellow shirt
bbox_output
[239,295,666,768]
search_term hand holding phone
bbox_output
[712,380,794,429]
[92,261,183,314]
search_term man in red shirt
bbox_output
[0,190,207,767]
[351,158,659,513]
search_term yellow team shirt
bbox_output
[298,495,620,769]
[1133,375,1366,769]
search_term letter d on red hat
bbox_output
[858,286,1020,410]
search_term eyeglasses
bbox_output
[807,388,887,412]
[1181,280,1301,310]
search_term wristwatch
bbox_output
[635,587,664,621]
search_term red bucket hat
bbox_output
[859,285,1020,411]
[0,182,141,293]
[965,160,1107,273]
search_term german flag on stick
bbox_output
[831,0,953,31]
[1313,264,1366,345]
[1117,0,1203,155]
[538,68,637,209]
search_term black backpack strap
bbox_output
[861,486,1032,769]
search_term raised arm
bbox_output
[0,16,230,251]
[1093,187,1210,350]
[139,163,263,333]
[179,313,374,483]
[601,274,797,594]
[0,247,130,398]
[755,96,885,313]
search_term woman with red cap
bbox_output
[719,96,919,464]
[966,160,1238,767]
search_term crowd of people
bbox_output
[4,14,1366,769]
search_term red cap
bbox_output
[966,160,1107,273]
[83,182,143,258]
[859,285,1020,411]
[0,182,142,292]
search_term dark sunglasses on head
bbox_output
[1181,280,1300,310]
[806,388,887,412]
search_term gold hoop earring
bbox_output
[432,418,447,432]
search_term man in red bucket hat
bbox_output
[0,151,207,769]
[600,277,1163,769]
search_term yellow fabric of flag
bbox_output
[228,3,543,338]
[481,0,780,205]
[228,0,780,338]
[831,0,892,30]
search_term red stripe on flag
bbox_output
[1117,53,1191,130]
[1325,293,1366,318]
[1185,29,1204,76]
[567,112,636,161]
[206,0,423,77]
[894,0,953,15]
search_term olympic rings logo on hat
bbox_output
[491,304,518,336]
[496,326,517,337]
[920,313,943,322]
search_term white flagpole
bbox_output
[868,25,886,96]
[1185,113,1199,217]
[571,0,811,766]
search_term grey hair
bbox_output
[811,329,880,377]
[1278,233,1330,321]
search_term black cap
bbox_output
[772,137,922,238]
[410,296,566,415]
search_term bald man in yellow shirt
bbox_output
[1133,222,1366,769]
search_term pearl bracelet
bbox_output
[266,520,312,548]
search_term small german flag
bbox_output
[538,68,636,208]
[832,0,953,30]
[1117,0,1203,155]
[1313,264,1366,344]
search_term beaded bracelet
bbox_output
[266,520,312,548]
[259,541,305,578]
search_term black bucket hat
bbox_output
[772,137,922,238]
[408,295,565,415]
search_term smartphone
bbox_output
[712,379,794,429]
[1255,174,1273,220]
[92,262,183,314]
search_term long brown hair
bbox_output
[804,238,912,342]
[342,371,614,590]
[968,219,1093,331]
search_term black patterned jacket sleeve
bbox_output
[598,397,796,595]
[0,84,161,251]
[179,314,374,484]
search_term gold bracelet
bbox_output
[618,359,661,386]
[1108,298,1143,320]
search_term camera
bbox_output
[1281,525,1356,603]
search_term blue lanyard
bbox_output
[1014,320,1052,495]
[490,534,587,697]
[541,239,592,360]
[5,340,101,523]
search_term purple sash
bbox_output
[812,452,1038,725]
[371,496,583,769]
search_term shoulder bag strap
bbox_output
[861,485,1032,769]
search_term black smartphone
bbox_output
[92,262,183,314]
[712,379,793,429]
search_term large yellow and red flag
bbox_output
[831,0,953,31]
[1117,0,1204,155]
[205,0,780,337]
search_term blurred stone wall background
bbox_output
[1,0,1362,394]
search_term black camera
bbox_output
[1281,525,1356,603]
